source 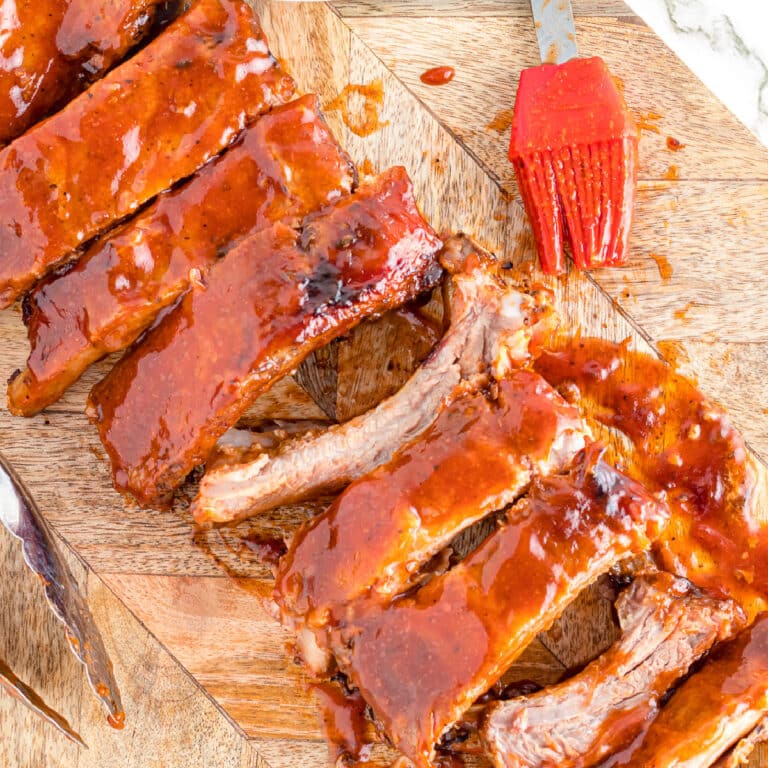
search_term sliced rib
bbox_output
[715,718,768,768]
[0,0,295,307]
[613,614,768,768]
[87,167,442,509]
[192,236,558,526]
[0,1,165,146]
[9,95,354,416]
[481,572,744,768]
[331,446,670,767]
[274,370,586,674]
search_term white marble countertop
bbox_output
[627,0,768,147]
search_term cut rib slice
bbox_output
[0,0,295,307]
[87,167,442,509]
[481,572,744,768]
[9,95,354,416]
[332,446,670,767]
[612,614,768,768]
[0,0,165,146]
[192,236,558,526]
[274,370,586,674]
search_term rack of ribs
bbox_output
[0,0,295,307]
[0,1,166,146]
[87,167,443,509]
[481,572,744,768]
[192,236,559,526]
[330,446,670,767]
[612,614,768,767]
[8,95,355,416]
[274,370,586,674]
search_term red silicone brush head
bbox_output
[510,56,639,274]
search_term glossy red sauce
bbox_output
[535,337,768,617]
[9,95,354,416]
[88,168,442,508]
[326,79,389,137]
[650,252,673,282]
[0,0,295,308]
[666,136,686,151]
[339,447,669,766]
[0,0,163,146]
[275,371,584,628]
[313,682,372,764]
[610,615,768,767]
[107,710,126,730]
[420,66,455,85]
[510,57,638,273]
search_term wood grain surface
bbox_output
[2,1,768,766]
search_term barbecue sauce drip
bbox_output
[326,80,389,137]
[313,682,372,764]
[420,66,455,86]
[535,338,768,616]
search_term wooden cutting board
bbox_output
[2,1,768,766]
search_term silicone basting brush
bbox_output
[510,1,639,274]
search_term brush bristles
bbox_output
[514,137,638,274]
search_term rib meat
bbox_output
[0,0,295,307]
[9,95,354,416]
[192,236,558,526]
[332,446,670,767]
[0,1,164,146]
[613,614,768,768]
[481,572,744,768]
[275,369,586,673]
[715,718,768,768]
[87,167,442,509]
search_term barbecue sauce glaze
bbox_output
[536,338,767,617]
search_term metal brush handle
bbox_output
[530,0,579,64]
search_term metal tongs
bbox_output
[0,451,123,745]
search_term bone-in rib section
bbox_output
[0,1,164,146]
[481,572,744,768]
[612,614,768,768]
[9,95,354,416]
[332,448,670,767]
[275,370,586,673]
[192,237,557,526]
[88,168,442,509]
[0,0,295,307]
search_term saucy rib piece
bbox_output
[192,236,558,526]
[715,718,768,768]
[481,572,744,768]
[88,167,442,509]
[8,95,354,416]
[332,447,670,767]
[275,370,586,673]
[0,0,164,146]
[0,0,295,308]
[613,614,768,768]
[535,339,768,617]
